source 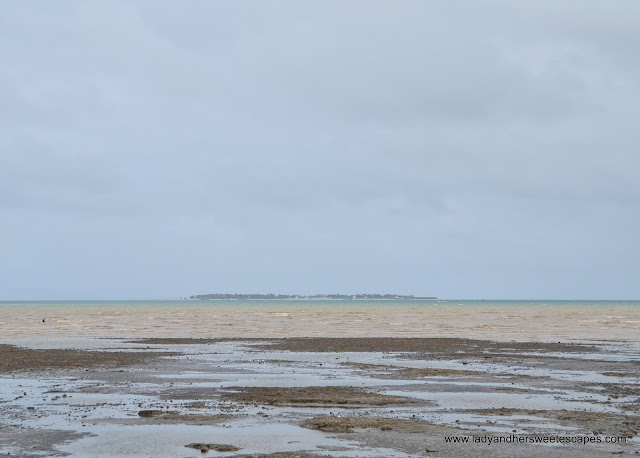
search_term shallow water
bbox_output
[1,300,639,342]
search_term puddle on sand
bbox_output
[435,413,582,433]
[382,390,620,413]
[58,422,412,458]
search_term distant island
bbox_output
[189,293,437,300]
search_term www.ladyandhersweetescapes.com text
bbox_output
[445,434,628,445]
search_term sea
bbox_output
[1,300,639,343]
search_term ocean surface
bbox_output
[1,300,639,343]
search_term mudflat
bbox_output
[0,344,173,372]
[0,337,638,457]
[133,337,600,354]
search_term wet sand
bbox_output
[1,337,638,457]
[0,344,174,373]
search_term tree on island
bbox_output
[189,293,436,300]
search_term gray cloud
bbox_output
[1,1,639,299]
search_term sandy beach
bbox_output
[1,303,639,457]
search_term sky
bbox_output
[1,1,639,300]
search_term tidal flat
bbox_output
[0,337,638,457]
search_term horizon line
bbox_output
[1,298,639,302]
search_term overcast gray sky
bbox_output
[1,1,639,300]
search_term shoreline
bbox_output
[2,302,639,456]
